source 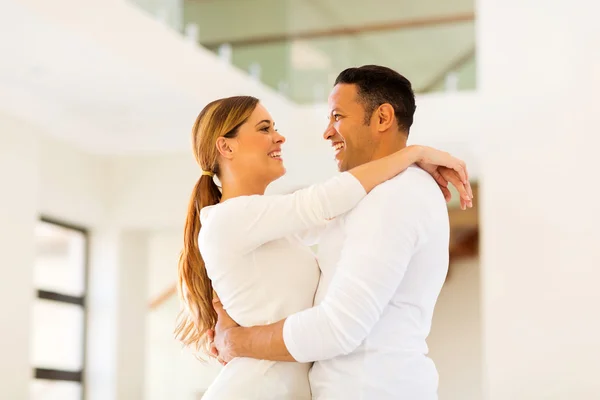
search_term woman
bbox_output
[175,96,471,399]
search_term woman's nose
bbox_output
[275,131,286,144]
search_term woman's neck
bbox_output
[220,176,268,202]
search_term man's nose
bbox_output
[323,124,335,140]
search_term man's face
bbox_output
[324,84,377,172]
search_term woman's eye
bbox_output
[333,114,341,121]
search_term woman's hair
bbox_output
[174,95,259,354]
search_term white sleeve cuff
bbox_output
[283,313,312,363]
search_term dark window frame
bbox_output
[33,216,89,400]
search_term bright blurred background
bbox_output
[1,0,598,399]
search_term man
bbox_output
[210,65,472,399]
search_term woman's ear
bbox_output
[216,137,234,159]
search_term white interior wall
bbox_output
[36,134,120,400]
[38,136,110,228]
[145,232,221,400]
[0,114,39,399]
[0,111,151,399]
[115,231,150,400]
[477,105,600,399]
[0,113,119,399]
[477,1,600,398]
[107,154,198,230]
[428,257,482,400]
[86,229,120,400]
[479,107,600,399]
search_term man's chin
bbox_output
[337,161,348,172]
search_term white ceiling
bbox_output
[1,0,295,155]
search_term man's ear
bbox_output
[375,103,395,132]
[216,137,234,159]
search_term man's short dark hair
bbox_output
[334,65,416,134]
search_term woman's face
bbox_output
[229,103,286,184]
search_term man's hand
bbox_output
[208,294,240,365]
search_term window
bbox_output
[30,217,88,400]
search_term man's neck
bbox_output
[369,132,408,162]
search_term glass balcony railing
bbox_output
[127,0,476,104]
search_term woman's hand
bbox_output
[414,146,473,210]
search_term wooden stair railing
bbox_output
[149,284,177,310]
